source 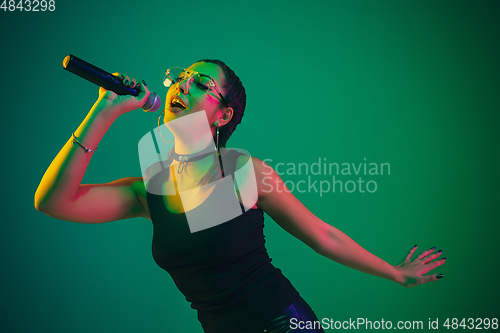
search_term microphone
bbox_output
[62,54,161,112]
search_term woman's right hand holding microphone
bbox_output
[97,72,150,118]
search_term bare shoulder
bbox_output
[129,177,151,221]
[237,156,328,252]
[234,155,278,202]
[129,177,145,196]
[235,155,272,176]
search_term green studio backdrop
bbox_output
[1,0,499,332]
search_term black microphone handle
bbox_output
[62,54,160,112]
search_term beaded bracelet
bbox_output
[71,133,98,153]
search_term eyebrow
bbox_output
[197,73,213,80]
[197,72,224,89]
[185,69,215,81]
[187,69,223,90]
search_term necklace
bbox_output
[172,144,216,174]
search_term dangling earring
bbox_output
[215,121,220,156]
[158,109,174,143]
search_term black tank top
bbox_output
[146,149,300,333]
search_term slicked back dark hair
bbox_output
[196,59,247,186]
[196,59,246,149]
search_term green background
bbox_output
[1,0,499,332]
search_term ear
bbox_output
[218,107,234,127]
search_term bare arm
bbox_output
[34,74,151,223]
[251,157,445,287]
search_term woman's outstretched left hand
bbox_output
[393,245,446,287]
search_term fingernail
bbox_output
[442,257,446,261]
[430,246,435,250]
[437,274,444,279]
[413,244,417,248]
[142,79,147,86]
[437,250,442,253]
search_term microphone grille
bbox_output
[142,92,161,112]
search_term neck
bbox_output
[163,112,218,179]
[166,112,216,155]
[174,133,215,155]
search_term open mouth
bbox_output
[169,97,187,112]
